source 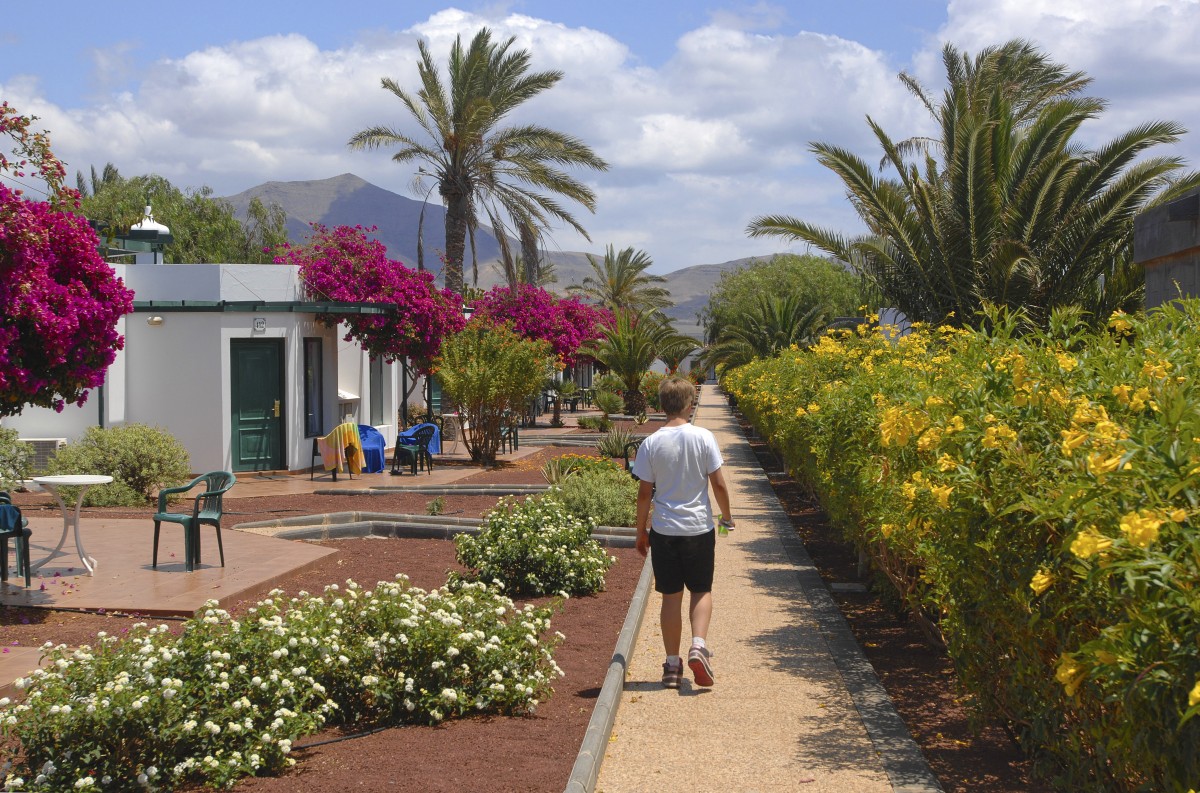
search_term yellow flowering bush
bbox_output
[724,302,1200,790]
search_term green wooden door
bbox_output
[231,339,284,471]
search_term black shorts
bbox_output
[649,528,716,594]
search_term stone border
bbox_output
[234,515,635,549]
[564,555,653,793]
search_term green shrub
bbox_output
[455,494,614,597]
[723,303,1200,790]
[0,428,31,490]
[46,424,190,506]
[437,324,554,466]
[540,452,618,485]
[640,371,665,411]
[576,415,606,431]
[594,373,624,394]
[554,465,638,527]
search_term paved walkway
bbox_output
[593,386,941,793]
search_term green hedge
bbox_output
[724,303,1200,791]
[46,424,190,506]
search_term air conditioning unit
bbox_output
[20,438,68,471]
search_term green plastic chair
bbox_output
[391,424,437,476]
[152,472,236,572]
[0,492,31,587]
[499,411,520,454]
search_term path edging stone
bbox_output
[564,555,653,793]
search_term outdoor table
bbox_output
[439,413,467,453]
[30,474,113,575]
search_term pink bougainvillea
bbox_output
[469,285,610,365]
[0,101,78,210]
[0,184,134,416]
[273,224,466,372]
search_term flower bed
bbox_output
[2,579,561,791]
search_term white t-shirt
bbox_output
[630,423,723,537]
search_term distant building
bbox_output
[1134,186,1200,308]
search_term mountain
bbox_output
[224,174,773,336]
[224,173,502,268]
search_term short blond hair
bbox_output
[658,376,695,416]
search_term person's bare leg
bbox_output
[660,591,685,657]
[689,591,712,643]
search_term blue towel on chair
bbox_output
[0,504,21,535]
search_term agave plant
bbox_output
[597,425,637,459]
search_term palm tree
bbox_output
[587,309,675,415]
[657,333,700,375]
[500,251,557,289]
[76,162,122,198]
[699,293,827,372]
[748,40,1200,328]
[569,245,671,311]
[349,27,608,297]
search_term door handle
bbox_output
[273,400,281,417]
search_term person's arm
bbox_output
[709,467,733,528]
[635,480,654,557]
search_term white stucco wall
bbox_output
[5,263,411,474]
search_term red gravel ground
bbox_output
[3,443,1052,791]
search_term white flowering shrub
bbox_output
[454,494,615,597]
[0,578,561,791]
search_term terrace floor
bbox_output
[0,517,336,695]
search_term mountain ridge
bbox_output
[224,173,778,334]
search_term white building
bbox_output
[5,263,416,474]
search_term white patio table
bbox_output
[441,413,470,454]
[30,474,113,575]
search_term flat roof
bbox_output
[132,300,391,315]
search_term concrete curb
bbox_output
[564,555,653,793]
[316,484,550,496]
[233,512,636,548]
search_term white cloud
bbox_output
[4,8,939,272]
[938,0,1200,161]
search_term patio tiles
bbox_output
[1,517,335,616]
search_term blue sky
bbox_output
[3,1,1198,273]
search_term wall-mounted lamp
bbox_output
[146,315,165,326]
[462,305,475,320]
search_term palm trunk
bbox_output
[443,189,469,298]
[520,221,539,285]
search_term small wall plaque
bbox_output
[253,317,267,332]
